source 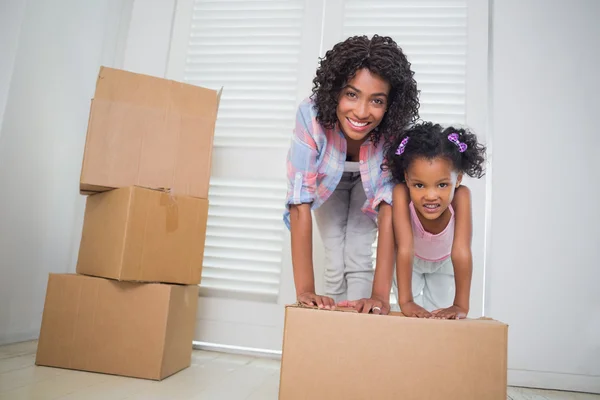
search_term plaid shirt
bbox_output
[283,97,394,229]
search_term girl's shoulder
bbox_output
[451,185,471,206]
[392,183,410,205]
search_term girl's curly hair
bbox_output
[311,35,420,148]
[384,122,487,183]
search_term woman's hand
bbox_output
[338,298,390,315]
[297,292,335,310]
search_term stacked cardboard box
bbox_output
[35,67,221,380]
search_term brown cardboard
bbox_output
[80,66,221,198]
[279,304,508,400]
[76,186,208,285]
[35,274,199,380]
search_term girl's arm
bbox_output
[393,184,431,318]
[451,185,473,313]
[432,185,472,319]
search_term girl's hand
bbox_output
[431,305,468,320]
[400,301,432,318]
[298,292,335,310]
[338,298,390,315]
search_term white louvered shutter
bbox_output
[338,0,468,305]
[342,0,467,124]
[185,0,306,148]
[200,179,287,301]
[179,0,309,301]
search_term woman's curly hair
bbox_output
[384,122,487,183]
[311,35,420,148]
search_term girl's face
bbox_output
[336,68,390,142]
[404,157,463,221]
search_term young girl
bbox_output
[386,122,486,319]
[284,35,419,308]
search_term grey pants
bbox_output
[314,171,377,303]
[392,257,456,312]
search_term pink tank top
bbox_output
[409,202,455,262]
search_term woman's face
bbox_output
[336,68,390,143]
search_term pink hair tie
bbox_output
[395,137,409,155]
[448,133,467,152]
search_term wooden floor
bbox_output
[0,341,597,399]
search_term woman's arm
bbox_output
[290,204,315,296]
[289,204,334,308]
[371,201,394,303]
[392,184,413,306]
[285,101,334,309]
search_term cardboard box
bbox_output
[80,66,221,199]
[279,305,508,400]
[76,186,207,285]
[36,274,199,380]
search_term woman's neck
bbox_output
[344,135,367,162]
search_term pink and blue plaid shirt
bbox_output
[283,97,394,229]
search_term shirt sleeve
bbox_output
[373,156,394,210]
[285,102,319,208]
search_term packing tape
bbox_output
[159,188,179,232]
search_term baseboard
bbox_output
[0,330,38,346]
[509,369,600,394]
[192,341,282,360]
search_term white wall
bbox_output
[0,0,132,345]
[122,0,176,77]
[486,0,600,393]
[0,0,27,131]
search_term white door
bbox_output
[166,0,489,353]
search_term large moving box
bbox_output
[36,274,199,380]
[279,305,508,400]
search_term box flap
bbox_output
[95,67,219,118]
[285,303,507,325]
